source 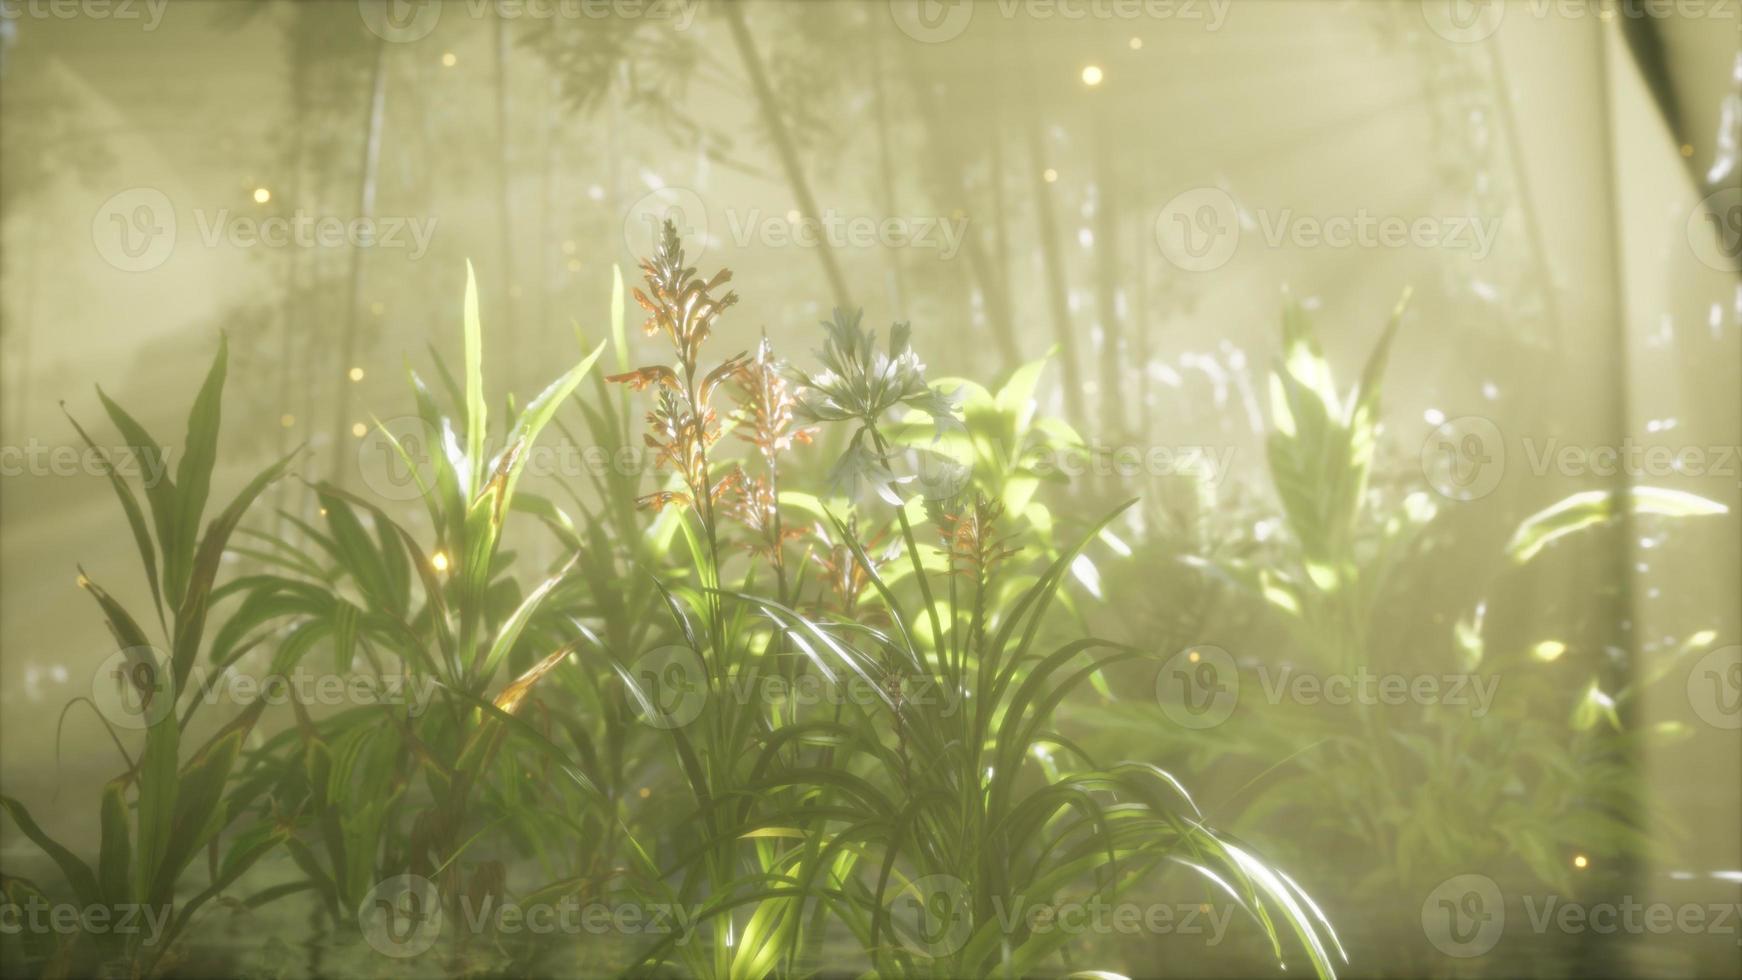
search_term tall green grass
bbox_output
[2,226,1342,979]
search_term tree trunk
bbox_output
[868,25,907,320]
[327,37,388,486]
[1017,55,1086,423]
[495,14,518,378]
[1089,92,1125,440]
[720,0,852,311]
[899,44,1021,372]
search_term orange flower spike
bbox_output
[606,365,681,392]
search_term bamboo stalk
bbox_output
[720,0,852,311]
[327,36,388,486]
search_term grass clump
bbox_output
[2,223,1343,980]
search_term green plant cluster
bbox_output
[1091,294,1727,967]
[1,224,1343,980]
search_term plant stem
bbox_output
[868,425,946,674]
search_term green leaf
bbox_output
[458,487,501,669]
[317,492,394,609]
[98,779,132,907]
[97,387,178,603]
[134,713,179,905]
[407,368,466,538]
[78,571,154,653]
[0,877,63,963]
[172,335,228,606]
[1508,486,1729,563]
[155,820,291,956]
[511,492,582,551]
[463,259,487,496]
[151,729,246,904]
[488,340,607,514]
[332,599,360,673]
[64,405,164,625]
[1263,294,1409,584]
[995,352,1052,424]
[0,795,100,907]
[170,447,300,699]
[610,263,630,374]
[479,553,580,682]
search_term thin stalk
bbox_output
[1016,45,1085,422]
[494,13,518,378]
[868,425,946,675]
[900,54,1021,373]
[868,26,908,319]
[720,0,852,310]
[1088,88,1125,441]
[328,36,388,486]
